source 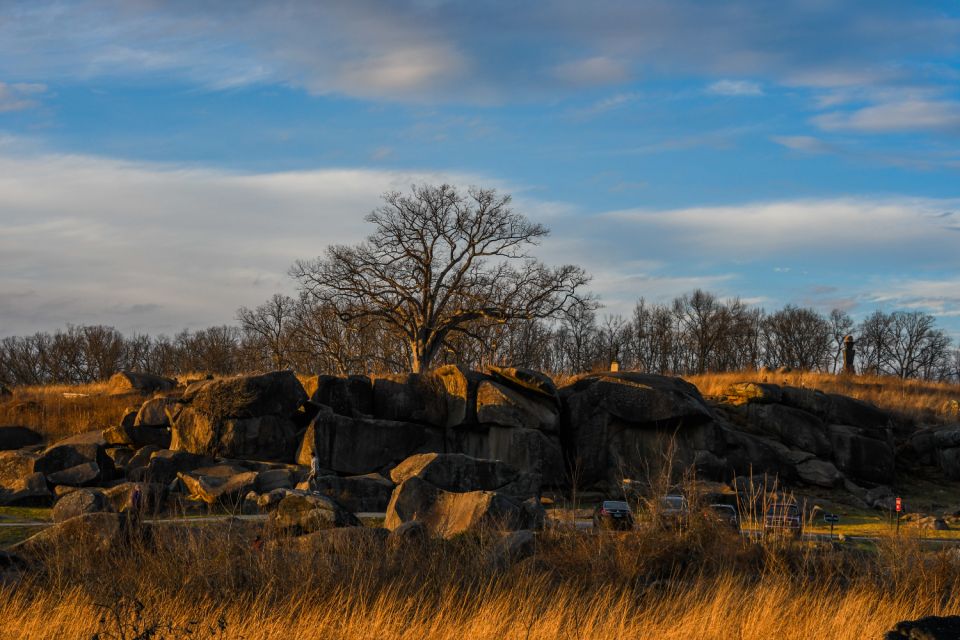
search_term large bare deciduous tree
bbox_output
[290,184,593,372]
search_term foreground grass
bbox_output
[1,575,954,640]
[1,514,959,640]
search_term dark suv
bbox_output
[593,500,634,530]
[763,503,802,539]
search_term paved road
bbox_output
[5,514,960,548]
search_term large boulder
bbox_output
[169,371,307,461]
[12,512,131,557]
[102,424,171,449]
[384,476,544,538]
[560,373,718,486]
[827,424,895,484]
[297,407,444,475]
[177,470,259,506]
[0,449,39,488]
[107,371,176,395]
[885,616,960,640]
[487,366,559,403]
[269,492,361,534]
[475,380,559,431]
[0,426,42,451]
[127,449,214,485]
[308,375,374,417]
[47,462,102,487]
[390,453,539,498]
[795,458,843,488]
[0,471,52,506]
[743,404,831,458]
[371,366,480,428]
[299,473,394,512]
[34,441,115,480]
[134,395,180,427]
[52,488,114,522]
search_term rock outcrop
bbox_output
[169,371,307,461]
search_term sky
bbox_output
[0,0,959,338]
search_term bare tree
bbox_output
[237,293,299,371]
[291,184,592,372]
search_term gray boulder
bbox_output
[308,374,374,417]
[134,396,179,427]
[34,441,115,480]
[169,371,307,461]
[795,458,843,488]
[47,461,102,487]
[299,473,394,512]
[560,373,718,486]
[475,380,558,431]
[269,492,361,534]
[297,407,444,475]
[102,423,171,449]
[107,371,176,395]
[384,476,543,538]
[12,512,130,557]
[177,470,259,506]
[0,449,39,488]
[127,449,214,485]
[389,453,539,498]
[52,488,114,522]
[827,424,895,484]
[0,471,52,506]
[744,404,831,458]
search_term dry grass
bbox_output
[1,518,958,640]
[0,382,138,442]
[686,370,960,426]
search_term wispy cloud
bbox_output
[814,99,960,133]
[770,135,834,154]
[706,79,763,96]
[0,82,46,112]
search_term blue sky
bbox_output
[0,1,959,337]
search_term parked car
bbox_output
[659,494,689,528]
[763,503,802,538]
[593,500,634,530]
[707,503,739,531]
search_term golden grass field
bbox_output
[2,517,959,640]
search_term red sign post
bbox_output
[895,497,902,535]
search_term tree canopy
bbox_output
[290,184,593,372]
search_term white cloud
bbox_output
[814,100,960,133]
[608,197,960,258]
[706,79,763,96]
[0,148,491,335]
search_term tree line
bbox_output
[1,291,956,386]
[1,184,956,386]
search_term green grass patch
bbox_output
[0,506,51,523]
